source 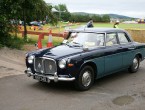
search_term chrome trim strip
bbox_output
[25,70,75,82]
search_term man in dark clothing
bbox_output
[87,19,94,28]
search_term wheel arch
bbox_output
[135,53,142,61]
[80,61,98,79]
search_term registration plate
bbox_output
[33,75,49,82]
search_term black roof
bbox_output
[69,27,126,33]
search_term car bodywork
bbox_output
[25,28,145,90]
[29,21,41,26]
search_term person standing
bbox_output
[86,19,94,28]
[113,20,119,28]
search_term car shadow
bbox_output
[28,69,139,93]
[29,80,78,93]
[94,69,130,86]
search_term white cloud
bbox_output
[44,0,145,18]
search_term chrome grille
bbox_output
[34,57,56,75]
[34,58,44,73]
[44,59,56,74]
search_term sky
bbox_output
[44,0,145,18]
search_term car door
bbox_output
[117,32,135,67]
[104,32,123,75]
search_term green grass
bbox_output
[93,23,145,29]
[22,34,64,47]
[23,22,145,34]
[18,22,145,48]
[0,35,25,49]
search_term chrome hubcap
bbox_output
[133,58,138,70]
[82,71,91,87]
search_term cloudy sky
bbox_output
[44,0,145,18]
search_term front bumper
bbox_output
[24,68,75,83]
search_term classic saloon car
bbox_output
[25,28,145,90]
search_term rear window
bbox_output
[118,33,130,44]
[106,33,118,46]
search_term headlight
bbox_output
[59,59,66,69]
[28,55,34,64]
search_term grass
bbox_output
[18,34,64,47]
[20,22,145,32]
[93,23,145,30]
[18,22,145,47]
[0,35,25,49]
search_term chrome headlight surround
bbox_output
[59,59,66,69]
[28,55,34,64]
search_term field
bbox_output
[94,23,145,29]
[19,23,145,49]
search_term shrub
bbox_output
[0,35,25,49]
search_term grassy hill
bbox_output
[71,12,135,20]
[107,14,134,19]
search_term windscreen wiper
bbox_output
[72,42,83,47]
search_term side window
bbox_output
[85,33,105,47]
[95,34,105,46]
[118,33,130,44]
[106,33,118,46]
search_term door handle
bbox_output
[128,47,135,50]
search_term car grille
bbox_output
[34,57,57,75]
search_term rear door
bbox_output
[104,33,123,75]
[117,32,135,67]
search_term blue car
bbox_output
[25,28,145,91]
[29,21,41,26]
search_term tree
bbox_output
[54,4,71,22]
[0,0,57,43]
[92,15,102,22]
[102,15,110,22]
[19,0,57,40]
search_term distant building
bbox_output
[122,21,138,24]
[138,19,145,23]
[110,18,120,23]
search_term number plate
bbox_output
[33,75,49,82]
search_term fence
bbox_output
[19,29,145,44]
[19,31,67,38]
[126,29,145,43]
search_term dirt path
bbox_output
[0,47,26,78]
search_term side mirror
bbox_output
[83,46,89,51]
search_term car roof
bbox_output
[68,27,126,33]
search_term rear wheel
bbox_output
[128,56,140,73]
[75,66,94,91]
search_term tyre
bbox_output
[128,56,140,73]
[75,66,94,91]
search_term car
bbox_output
[29,21,41,26]
[25,28,145,91]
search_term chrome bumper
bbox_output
[24,69,75,83]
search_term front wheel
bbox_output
[128,56,140,73]
[75,66,94,91]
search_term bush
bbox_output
[0,43,3,49]
[26,38,36,44]
[0,35,25,49]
